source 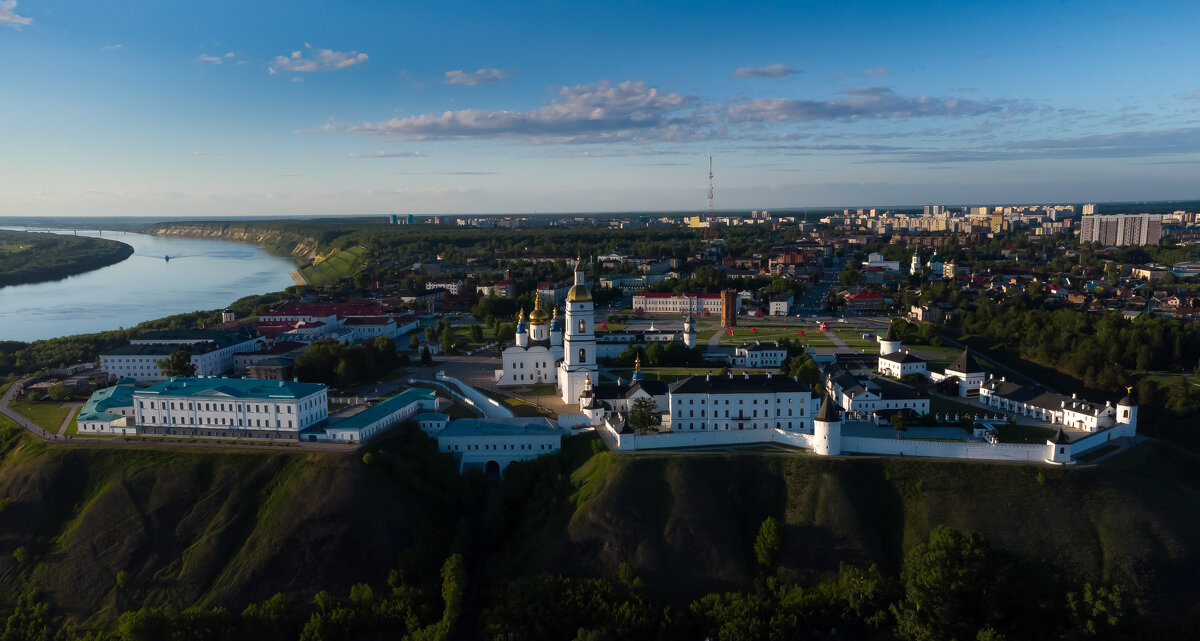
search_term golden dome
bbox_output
[529,295,550,324]
[567,284,592,302]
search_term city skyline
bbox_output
[2,0,1199,216]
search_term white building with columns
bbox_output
[132,377,328,438]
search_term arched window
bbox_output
[578,319,586,333]
[578,348,586,363]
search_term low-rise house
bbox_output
[731,341,788,368]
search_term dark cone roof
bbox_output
[1053,427,1071,444]
[883,324,898,341]
[1118,394,1137,406]
[815,395,841,422]
[948,347,982,374]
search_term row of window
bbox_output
[676,396,801,405]
[678,408,800,418]
[675,421,800,430]
[445,442,556,451]
[144,414,295,428]
[139,399,297,414]
[509,361,551,369]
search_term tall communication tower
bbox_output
[705,156,714,218]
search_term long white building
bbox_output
[633,292,737,316]
[133,377,329,438]
[666,372,816,432]
[100,328,263,382]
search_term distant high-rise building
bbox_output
[1079,213,1162,246]
[390,214,399,225]
[990,212,1004,233]
[923,205,945,217]
[1082,203,1098,216]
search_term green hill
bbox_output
[0,427,464,623]
[495,438,1200,614]
[2,423,1200,626]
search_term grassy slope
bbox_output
[500,437,1200,613]
[0,429,458,623]
[300,245,367,286]
[4,423,1200,622]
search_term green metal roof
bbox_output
[323,388,436,433]
[134,377,327,400]
[77,383,137,423]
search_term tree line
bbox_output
[0,231,134,288]
[5,525,1176,641]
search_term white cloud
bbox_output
[732,64,798,79]
[102,44,124,51]
[308,80,707,144]
[197,54,223,64]
[0,0,31,26]
[225,52,234,58]
[192,151,220,156]
[292,76,304,83]
[347,150,426,158]
[727,87,1014,122]
[862,67,890,78]
[270,44,368,73]
[444,68,514,86]
[1188,90,1200,100]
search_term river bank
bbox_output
[147,221,323,262]
[0,230,298,342]
[0,230,134,288]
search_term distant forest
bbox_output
[0,230,134,288]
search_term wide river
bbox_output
[0,228,297,342]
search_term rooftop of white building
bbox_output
[320,388,436,434]
[669,373,812,395]
[77,380,136,423]
[438,417,561,437]
[134,377,327,400]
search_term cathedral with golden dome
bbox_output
[494,256,598,405]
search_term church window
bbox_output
[578,348,586,363]
[578,319,586,333]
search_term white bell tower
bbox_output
[560,255,598,406]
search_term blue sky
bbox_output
[2,0,1199,216]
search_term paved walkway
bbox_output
[56,402,82,437]
[823,331,848,348]
[0,378,44,438]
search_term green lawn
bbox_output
[65,406,82,437]
[300,245,368,286]
[10,397,72,432]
